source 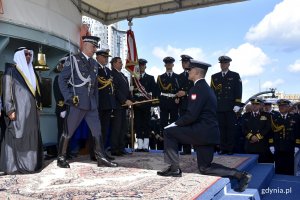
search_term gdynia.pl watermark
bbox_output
[261,187,292,195]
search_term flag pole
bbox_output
[127,18,135,151]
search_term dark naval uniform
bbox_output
[242,111,273,163]
[53,75,67,144]
[178,70,193,116]
[271,101,300,175]
[53,57,68,147]
[211,68,242,154]
[157,73,180,133]
[177,54,194,154]
[264,102,281,157]
[97,61,116,146]
[133,59,157,151]
[158,60,251,193]
[157,57,180,137]
[57,36,117,168]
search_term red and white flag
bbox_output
[125,30,139,78]
[0,0,4,14]
[125,29,151,99]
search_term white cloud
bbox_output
[245,0,300,50]
[152,45,205,61]
[150,43,270,79]
[261,79,284,90]
[152,45,205,74]
[225,43,270,77]
[147,65,164,80]
[288,59,300,72]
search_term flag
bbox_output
[125,30,139,78]
[0,0,4,14]
[125,29,151,100]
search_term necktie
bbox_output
[222,72,225,77]
[168,73,171,77]
[88,58,94,70]
[103,66,107,76]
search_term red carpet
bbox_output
[0,153,248,200]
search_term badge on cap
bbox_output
[191,94,197,100]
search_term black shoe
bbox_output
[234,172,252,192]
[57,156,70,168]
[135,149,143,152]
[227,151,234,155]
[97,157,118,167]
[157,166,182,177]
[143,148,149,152]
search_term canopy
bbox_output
[72,0,246,25]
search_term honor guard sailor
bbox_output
[133,58,157,152]
[157,56,180,145]
[177,54,194,155]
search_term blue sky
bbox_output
[120,0,300,101]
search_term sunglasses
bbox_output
[25,52,32,57]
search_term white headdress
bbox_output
[13,48,37,91]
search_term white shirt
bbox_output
[166,72,173,77]
[82,52,90,60]
[194,78,205,85]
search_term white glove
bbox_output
[295,147,299,154]
[60,111,67,118]
[129,86,134,91]
[164,122,177,129]
[269,146,275,154]
[233,106,241,113]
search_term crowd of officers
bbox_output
[52,36,300,175]
[239,98,300,175]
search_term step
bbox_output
[248,163,275,191]
[218,188,260,200]
[217,161,274,200]
[196,178,230,200]
[262,174,300,200]
[212,154,262,200]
